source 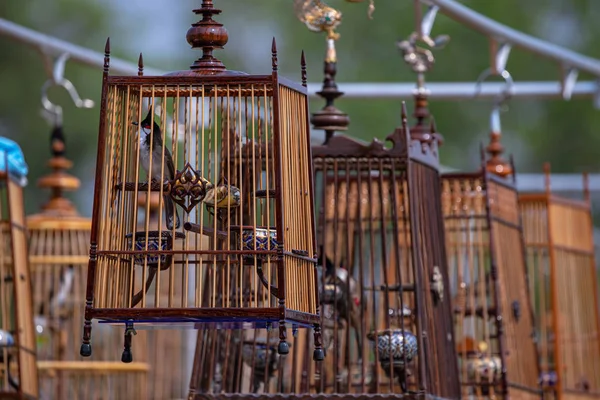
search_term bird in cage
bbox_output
[204,177,241,218]
[318,252,364,360]
[132,108,180,230]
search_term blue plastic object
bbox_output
[0,329,14,347]
[0,136,28,187]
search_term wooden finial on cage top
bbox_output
[398,32,445,146]
[138,53,144,76]
[166,0,235,75]
[410,92,444,146]
[34,126,81,217]
[484,129,512,177]
[301,50,307,87]
[272,37,278,72]
[311,39,349,144]
[103,37,111,73]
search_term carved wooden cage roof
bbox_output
[519,168,600,399]
[187,104,462,399]
[0,171,39,399]
[81,0,322,366]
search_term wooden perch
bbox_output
[183,222,228,239]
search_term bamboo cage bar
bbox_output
[0,154,39,399]
[81,0,321,364]
[519,164,600,400]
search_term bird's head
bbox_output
[133,108,162,137]
[201,177,214,190]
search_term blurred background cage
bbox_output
[80,0,321,363]
[0,140,39,399]
[27,84,150,399]
[519,164,600,400]
[187,31,461,398]
[440,71,540,399]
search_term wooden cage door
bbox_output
[7,179,39,398]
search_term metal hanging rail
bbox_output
[2,17,600,102]
[420,0,600,101]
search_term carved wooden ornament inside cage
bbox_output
[27,126,149,399]
[187,35,460,399]
[519,164,600,399]
[440,91,540,398]
[0,158,39,399]
[81,0,321,364]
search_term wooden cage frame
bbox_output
[81,2,321,364]
[0,169,39,399]
[519,166,600,400]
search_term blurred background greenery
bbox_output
[1,0,599,220]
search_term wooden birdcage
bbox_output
[0,154,39,399]
[440,109,540,399]
[26,126,150,399]
[187,41,461,398]
[519,164,600,400]
[80,0,321,364]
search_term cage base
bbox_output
[89,307,319,329]
[97,318,314,330]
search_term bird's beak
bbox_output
[132,121,138,126]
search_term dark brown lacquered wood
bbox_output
[277,77,308,95]
[485,130,512,178]
[81,37,110,356]
[409,93,443,146]
[106,75,271,86]
[269,37,288,351]
[163,0,241,76]
[310,59,349,143]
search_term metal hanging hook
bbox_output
[474,68,514,133]
[40,52,95,126]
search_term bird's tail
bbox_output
[164,195,180,229]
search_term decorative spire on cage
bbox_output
[398,29,449,146]
[475,68,514,177]
[301,2,349,144]
[166,0,246,76]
